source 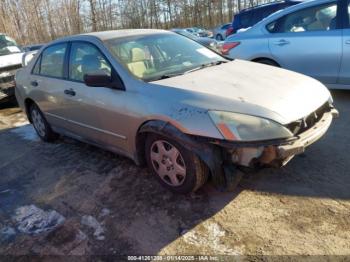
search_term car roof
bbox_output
[53,29,171,43]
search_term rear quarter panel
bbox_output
[227,31,271,61]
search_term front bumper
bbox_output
[277,109,337,160]
[218,108,338,168]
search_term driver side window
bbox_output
[69,42,111,82]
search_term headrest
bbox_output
[130,48,146,62]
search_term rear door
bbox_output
[30,43,70,129]
[337,0,350,85]
[268,1,342,84]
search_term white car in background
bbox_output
[222,0,350,89]
[0,34,23,102]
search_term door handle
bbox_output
[30,81,38,87]
[274,39,290,46]
[64,89,76,96]
[345,40,350,45]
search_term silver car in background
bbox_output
[223,0,350,89]
[212,23,232,40]
[15,29,337,194]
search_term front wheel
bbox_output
[145,134,208,194]
[30,103,58,142]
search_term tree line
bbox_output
[0,0,277,45]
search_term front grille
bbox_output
[0,64,22,74]
[286,102,331,135]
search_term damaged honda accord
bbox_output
[15,29,338,193]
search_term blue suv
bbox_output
[230,0,302,34]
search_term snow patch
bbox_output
[13,205,65,235]
[10,124,39,142]
[182,222,240,255]
[81,215,105,241]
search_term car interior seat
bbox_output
[127,47,147,78]
[308,9,334,31]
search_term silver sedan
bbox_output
[15,29,338,193]
[222,0,350,89]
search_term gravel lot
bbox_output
[0,91,349,258]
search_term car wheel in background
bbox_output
[145,134,208,194]
[216,34,224,41]
[30,103,58,142]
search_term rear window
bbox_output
[239,12,252,27]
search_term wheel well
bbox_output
[135,130,148,166]
[24,98,35,123]
[252,58,280,67]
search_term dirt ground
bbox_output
[0,91,349,259]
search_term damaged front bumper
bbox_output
[215,108,338,168]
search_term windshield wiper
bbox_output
[150,60,228,81]
[184,60,227,74]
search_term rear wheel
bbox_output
[30,103,58,142]
[145,134,208,194]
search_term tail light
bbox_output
[221,42,240,55]
[226,26,234,36]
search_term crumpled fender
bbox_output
[139,120,241,191]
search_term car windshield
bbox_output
[0,35,21,56]
[105,33,226,82]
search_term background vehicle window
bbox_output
[268,3,337,33]
[69,42,111,82]
[222,24,230,30]
[239,13,252,28]
[39,43,67,78]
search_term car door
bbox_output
[30,42,70,130]
[337,0,350,85]
[267,1,341,84]
[61,41,129,152]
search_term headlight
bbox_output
[208,111,293,141]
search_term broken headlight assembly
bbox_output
[208,111,293,142]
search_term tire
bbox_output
[29,103,58,142]
[216,34,224,41]
[145,134,208,194]
[255,59,279,67]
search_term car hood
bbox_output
[0,53,23,69]
[152,60,331,125]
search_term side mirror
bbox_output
[84,74,112,87]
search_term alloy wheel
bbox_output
[150,140,187,187]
